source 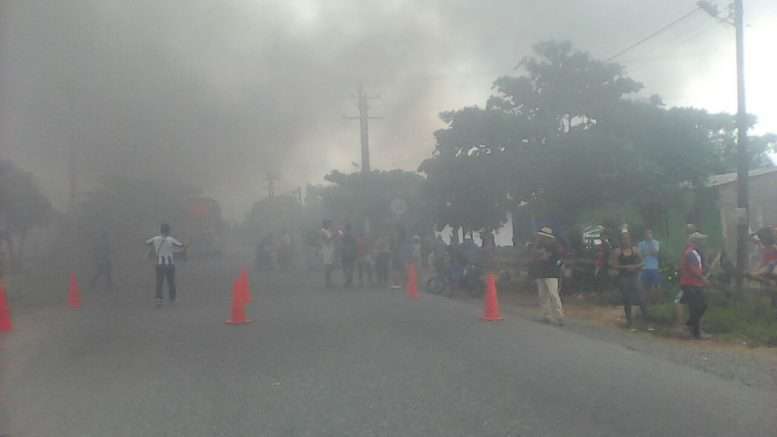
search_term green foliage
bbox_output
[703,300,777,346]
[642,288,777,346]
[422,40,775,236]
[315,169,431,235]
[649,303,677,325]
[0,160,53,239]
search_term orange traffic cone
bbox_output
[68,273,81,309]
[225,279,252,325]
[239,268,252,304]
[406,263,419,300]
[0,285,13,333]
[481,273,503,321]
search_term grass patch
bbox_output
[648,303,676,325]
[703,302,777,346]
[581,282,777,346]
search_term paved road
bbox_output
[2,259,776,436]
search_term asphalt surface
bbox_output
[2,259,776,436]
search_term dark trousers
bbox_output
[343,259,356,288]
[91,260,113,289]
[155,264,176,301]
[682,286,707,338]
[620,274,648,324]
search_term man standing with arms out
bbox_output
[145,224,185,307]
[532,227,564,326]
[679,232,709,339]
[320,220,336,289]
[639,229,661,295]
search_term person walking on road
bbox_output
[532,227,564,325]
[612,231,648,328]
[639,229,661,294]
[145,224,185,306]
[320,220,336,288]
[679,232,710,339]
[90,230,114,290]
[340,224,358,288]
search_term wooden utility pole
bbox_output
[68,143,78,213]
[699,0,750,290]
[734,0,749,291]
[344,84,382,174]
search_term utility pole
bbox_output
[64,83,79,215]
[344,84,382,174]
[734,0,749,291]
[699,0,749,291]
[68,144,77,212]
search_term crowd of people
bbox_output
[69,217,777,340]
[317,220,423,290]
[529,223,777,339]
[250,220,495,293]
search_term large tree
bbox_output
[0,160,53,263]
[422,41,775,237]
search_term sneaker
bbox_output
[155,298,163,308]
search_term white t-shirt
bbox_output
[146,235,183,265]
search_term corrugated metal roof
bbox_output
[705,167,777,187]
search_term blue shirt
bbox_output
[639,240,660,270]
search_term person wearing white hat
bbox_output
[531,226,564,325]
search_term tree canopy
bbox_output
[316,169,431,235]
[421,40,776,235]
[0,160,53,240]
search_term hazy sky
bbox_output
[1,0,775,218]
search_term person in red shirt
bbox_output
[751,228,777,282]
[679,232,709,339]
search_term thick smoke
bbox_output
[0,0,771,217]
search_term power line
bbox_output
[607,6,703,61]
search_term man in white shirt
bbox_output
[145,223,185,306]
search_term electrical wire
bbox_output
[607,6,703,61]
